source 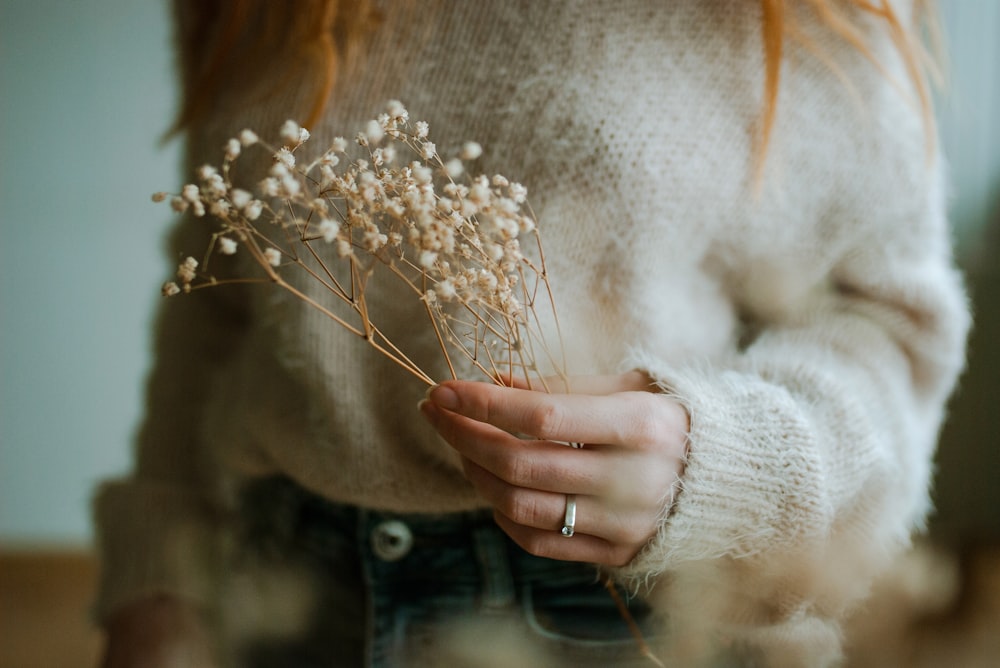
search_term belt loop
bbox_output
[472,523,515,610]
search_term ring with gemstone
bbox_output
[561,494,577,537]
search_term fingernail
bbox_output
[417,398,436,420]
[428,385,460,410]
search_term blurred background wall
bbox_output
[1,0,179,544]
[0,0,997,547]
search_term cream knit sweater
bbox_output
[95,0,969,663]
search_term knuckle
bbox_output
[626,394,671,446]
[605,544,638,568]
[520,535,558,560]
[526,402,565,440]
[634,396,665,439]
[497,489,542,526]
[498,451,540,487]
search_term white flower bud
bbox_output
[224,138,241,160]
[460,142,483,161]
[244,200,263,221]
[238,129,259,146]
[280,120,302,146]
[181,184,200,203]
[230,188,252,210]
[264,248,282,267]
[365,119,384,144]
[218,237,238,255]
[444,158,463,178]
[318,218,339,243]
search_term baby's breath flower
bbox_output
[209,199,231,216]
[320,165,337,187]
[244,200,263,221]
[420,142,437,160]
[386,99,408,122]
[181,184,200,203]
[460,142,483,161]
[263,248,282,267]
[218,237,238,255]
[238,129,259,146]
[191,200,206,217]
[259,177,280,198]
[321,151,340,167]
[436,278,456,300]
[413,165,433,184]
[363,228,388,251]
[336,238,352,258]
[469,182,490,205]
[418,250,438,269]
[170,196,188,213]
[274,148,295,168]
[280,120,303,146]
[492,175,509,187]
[365,119,384,145]
[331,136,348,153]
[177,257,198,283]
[197,165,218,181]
[203,174,226,198]
[162,281,181,297]
[486,242,504,262]
[414,121,429,139]
[444,158,463,178]
[509,182,528,203]
[230,189,252,210]
[280,175,301,197]
[151,192,168,202]
[224,138,242,160]
[356,132,369,148]
[318,218,339,243]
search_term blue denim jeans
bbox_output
[235,477,664,668]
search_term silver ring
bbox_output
[561,494,577,537]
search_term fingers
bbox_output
[493,512,642,567]
[420,399,613,495]
[502,369,656,395]
[461,457,659,548]
[426,381,683,448]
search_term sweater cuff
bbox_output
[615,351,833,585]
[91,479,221,622]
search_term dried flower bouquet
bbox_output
[157,101,566,390]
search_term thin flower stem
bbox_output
[601,576,666,668]
[367,327,436,385]
[271,276,366,338]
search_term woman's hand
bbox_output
[419,370,688,567]
[99,595,218,668]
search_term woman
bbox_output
[96,1,969,666]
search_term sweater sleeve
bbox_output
[618,167,970,658]
[91,207,252,621]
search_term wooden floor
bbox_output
[1,544,997,667]
[0,549,102,668]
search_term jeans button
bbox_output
[371,520,413,561]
